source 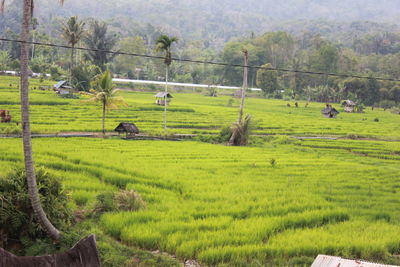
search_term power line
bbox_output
[1,37,400,82]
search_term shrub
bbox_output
[270,158,277,167]
[227,98,234,107]
[114,189,146,212]
[0,167,72,251]
[93,189,145,217]
[94,192,116,216]
[378,100,396,110]
[229,114,252,146]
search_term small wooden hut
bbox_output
[155,92,173,105]
[115,123,139,138]
[342,100,356,112]
[321,104,339,118]
[54,81,76,95]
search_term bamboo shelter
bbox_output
[155,92,173,105]
[342,100,356,113]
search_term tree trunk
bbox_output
[70,43,75,75]
[229,50,248,145]
[102,101,106,135]
[20,0,61,241]
[164,66,168,132]
[237,50,248,123]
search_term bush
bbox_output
[378,100,396,110]
[229,114,252,146]
[227,98,234,107]
[59,93,79,99]
[114,190,146,212]
[93,190,145,217]
[0,167,73,251]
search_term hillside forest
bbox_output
[1,0,400,108]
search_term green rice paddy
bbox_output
[1,76,400,266]
[1,75,399,138]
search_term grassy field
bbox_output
[1,137,400,265]
[1,75,400,266]
[1,75,399,138]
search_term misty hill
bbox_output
[2,0,400,48]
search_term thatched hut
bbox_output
[115,123,139,138]
[155,92,173,105]
[321,104,339,118]
[342,100,356,112]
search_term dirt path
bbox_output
[1,132,399,142]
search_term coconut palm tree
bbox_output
[155,34,178,132]
[61,16,85,71]
[0,0,65,241]
[85,70,128,134]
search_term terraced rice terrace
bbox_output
[1,76,400,266]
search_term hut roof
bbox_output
[114,123,139,134]
[312,255,399,267]
[342,100,356,106]
[321,107,339,115]
[155,92,173,98]
[54,81,73,89]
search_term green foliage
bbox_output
[270,158,277,167]
[256,63,279,95]
[94,190,145,217]
[71,64,101,91]
[115,189,146,212]
[155,35,178,66]
[84,20,117,69]
[378,100,396,109]
[0,167,72,251]
[114,37,146,75]
[0,50,11,70]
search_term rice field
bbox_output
[1,137,400,266]
[1,76,400,266]
[1,76,399,138]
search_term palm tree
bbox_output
[1,0,65,241]
[85,70,128,134]
[155,34,178,132]
[61,16,85,71]
[84,20,117,70]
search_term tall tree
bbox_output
[62,16,85,71]
[155,34,178,132]
[114,36,146,77]
[84,20,117,70]
[256,63,279,95]
[3,0,65,241]
[85,70,127,134]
